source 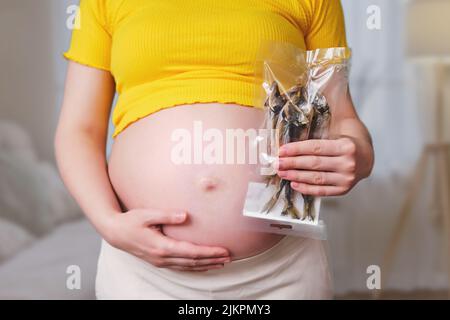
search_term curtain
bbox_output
[328,0,447,294]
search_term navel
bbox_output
[197,176,220,192]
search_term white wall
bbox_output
[0,0,59,162]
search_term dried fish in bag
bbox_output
[301,47,352,221]
[242,41,351,240]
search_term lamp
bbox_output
[376,0,450,299]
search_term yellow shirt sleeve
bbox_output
[304,0,348,50]
[63,0,112,71]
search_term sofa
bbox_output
[0,121,100,299]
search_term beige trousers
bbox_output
[95,235,334,300]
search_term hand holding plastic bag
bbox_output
[243,41,351,239]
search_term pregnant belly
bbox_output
[108,103,284,259]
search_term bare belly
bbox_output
[108,103,284,259]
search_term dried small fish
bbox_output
[262,178,288,213]
[263,81,286,186]
[255,45,350,231]
[309,93,331,140]
[261,82,333,221]
[281,177,301,219]
[262,84,311,220]
[302,92,331,221]
[265,81,286,130]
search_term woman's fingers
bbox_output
[154,235,230,259]
[278,155,346,172]
[278,170,348,186]
[136,208,189,226]
[168,264,226,272]
[108,209,233,272]
[276,137,359,195]
[279,139,346,157]
[162,256,231,267]
[138,209,231,258]
[290,182,348,196]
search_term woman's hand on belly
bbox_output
[104,208,231,271]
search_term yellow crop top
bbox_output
[63,0,347,137]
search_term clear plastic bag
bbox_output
[242,41,351,240]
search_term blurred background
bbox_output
[0,0,449,299]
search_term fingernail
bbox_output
[278,147,286,156]
[175,212,186,221]
[272,158,279,170]
[291,182,298,188]
[278,170,287,178]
